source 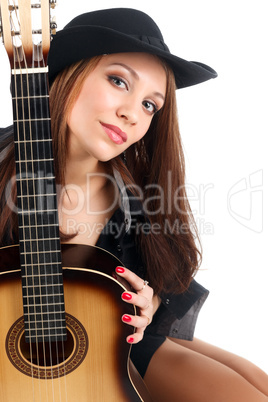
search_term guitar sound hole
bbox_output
[6,314,88,378]
[20,329,74,367]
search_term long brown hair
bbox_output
[0,55,201,294]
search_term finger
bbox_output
[136,280,149,292]
[126,333,143,344]
[116,267,151,294]
[121,292,152,311]
[126,327,146,344]
[122,313,150,328]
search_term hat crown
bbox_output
[64,8,164,42]
[49,7,217,88]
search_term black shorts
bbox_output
[130,332,166,378]
[130,303,168,377]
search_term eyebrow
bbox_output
[109,62,166,103]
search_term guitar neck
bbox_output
[12,68,66,343]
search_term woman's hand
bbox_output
[115,266,160,344]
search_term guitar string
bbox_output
[9,1,37,395]
[12,1,46,399]
[39,2,69,396]
[32,31,53,401]
[36,3,68,398]
[32,2,67,399]
[36,46,68,398]
[34,30,63,399]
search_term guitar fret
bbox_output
[14,138,52,142]
[19,209,58,214]
[14,118,51,122]
[21,263,61,269]
[24,282,61,289]
[22,274,62,280]
[25,332,66,339]
[18,193,57,198]
[13,95,50,99]
[20,237,59,242]
[24,302,65,307]
[25,332,66,340]
[16,158,54,163]
[22,273,62,278]
[23,293,64,298]
[25,310,65,316]
[12,67,49,74]
[21,249,61,255]
[16,176,55,181]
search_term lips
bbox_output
[101,123,127,145]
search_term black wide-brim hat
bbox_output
[48,8,217,89]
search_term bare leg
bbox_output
[144,338,268,402]
[172,337,268,396]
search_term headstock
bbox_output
[0,0,56,69]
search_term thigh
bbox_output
[143,338,268,402]
[171,337,268,396]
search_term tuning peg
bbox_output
[50,16,57,35]
[50,0,57,9]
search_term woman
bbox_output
[0,8,267,401]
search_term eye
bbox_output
[142,100,158,115]
[108,75,128,90]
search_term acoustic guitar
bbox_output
[0,1,152,400]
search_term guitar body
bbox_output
[0,244,147,401]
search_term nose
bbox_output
[116,102,138,125]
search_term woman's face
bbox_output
[67,52,167,163]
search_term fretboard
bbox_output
[12,68,66,343]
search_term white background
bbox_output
[0,0,267,373]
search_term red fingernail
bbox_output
[122,314,132,322]
[122,292,132,301]
[116,267,125,273]
[128,337,134,343]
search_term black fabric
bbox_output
[130,333,166,378]
[48,8,217,88]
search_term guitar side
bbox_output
[0,244,151,402]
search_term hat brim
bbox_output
[48,25,217,89]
